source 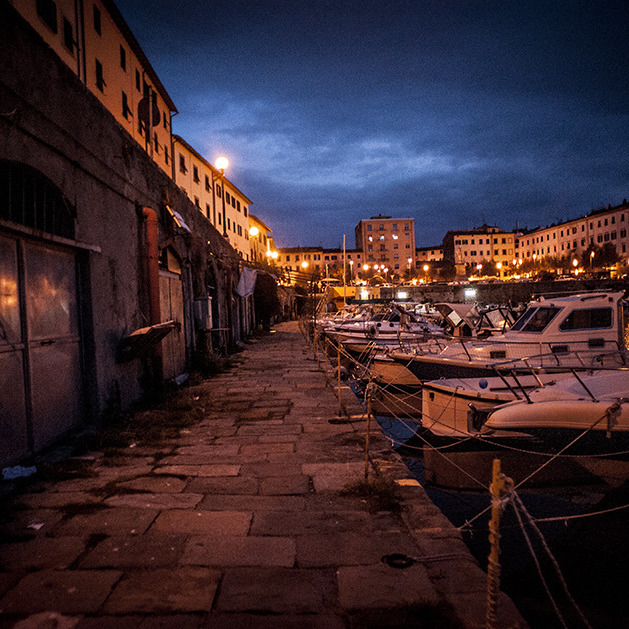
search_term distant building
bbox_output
[415,245,443,263]
[9,0,178,176]
[516,200,629,264]
[442,225,517,270]
[354,215,415,274]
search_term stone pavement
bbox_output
[0,321,526,628]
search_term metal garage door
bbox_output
[0,234,82,465]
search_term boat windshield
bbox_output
[510,306,561,333]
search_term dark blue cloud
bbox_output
[118,0,629,247]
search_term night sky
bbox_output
[116,0,629,249]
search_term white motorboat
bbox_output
[421,372,576,439]
[480,369,629,452]
[390,292,628,382]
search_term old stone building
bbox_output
[0,3,255,466]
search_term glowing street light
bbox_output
[301,261,309,269]
[249,226,259,237]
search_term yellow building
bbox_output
[516,200,629,265]
[173,136,252,260]
[9,0,177,176]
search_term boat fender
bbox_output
[365,325,378,339]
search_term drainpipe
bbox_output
[141,207,163,386]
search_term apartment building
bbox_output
[442,225,517,269]
[354,215,415,273]
[516,200,629,263]
[173,136,252,260]
[10,0,178,177]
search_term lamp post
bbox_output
[590,250,595,269]
[215,156,229,238]
[423,264,429,283]
[349,260,354,284]
[407,257,413,282]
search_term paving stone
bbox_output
[184,476,259,495]
[215,567,336,614]
[53,507,159,536]
[76,614,204,628]
[296,532,419,568]
[80,534,186,568]
[117,476,188,493]
[181,535,295,567]
[259,475,310,495]
[150,510,251,536]
[153,465,240,477]
[0,536,85,571]
[15,492,103,509]
[197,495,305,512]
[103,567,220,614]
[251,510,376,536]
[336,563,439,610]
[239,443,295,455]
[302,462,365,492]
[174,445,240,457]
[104,493,203,509]
[0,570,122,614]
[203,613,345,629]
[0,508,65,538]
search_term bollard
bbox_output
[486,458,512,629]
[364,382,373,481]
[337,343,342,417]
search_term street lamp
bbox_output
[590,250,595,269]
[215,156,229,238]
[349,260,354,283]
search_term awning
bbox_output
[117,320,177,362]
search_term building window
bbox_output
[367,225,372,231]
[216,185,222,198]
[205,175,211,192]
[62,17,74,52]
[218,214,221,225]
[164,146,169,164]
[237,200,241,212]
[179,155,187,174]
[120,45,126,71]
[93,5,101,35]
[95,59,105,91]
[244,206,248,217]
[226,192,231,204]
[153,133,159,154]
[135,69,141,91]
[194,196,200,207]
[193,166,200,183]
[37,0,58,33]
[206,203,211,219]
[122,91,131,119]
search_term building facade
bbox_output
[515,201,629,265]
[0,2,259,467]
[442,225,518,270]
[354,215,415,274]
[9,0,178,177]
[173,136,252,260]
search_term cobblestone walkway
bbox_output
[0,321,526,628]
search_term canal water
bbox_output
[376,416,629,628]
